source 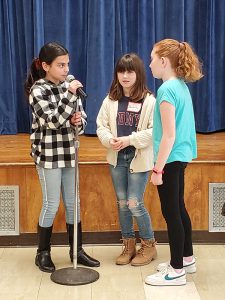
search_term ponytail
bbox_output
[24,58,45,96]
[177,42,203,82]
[154,39,203,82]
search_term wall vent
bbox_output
[0,186,19,235]
[209,183,225,232]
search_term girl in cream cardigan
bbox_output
[97,53,156,266]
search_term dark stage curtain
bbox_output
[0,0,224,134]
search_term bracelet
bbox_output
[152,167,164,175]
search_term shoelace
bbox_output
[137,244,150,256]
[137,240,157,255]
[159,265,170,275]
[120,239,129,255]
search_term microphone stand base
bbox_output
[51,267,99,286]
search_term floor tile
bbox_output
[0,244,224,299]
[0,248,42,300]
[144,281,201,300]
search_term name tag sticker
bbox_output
[127,102,142,112]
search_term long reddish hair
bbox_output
[154,39,203,82]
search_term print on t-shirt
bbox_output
[117,96,143,137]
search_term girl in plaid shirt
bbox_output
[25,42,100,273]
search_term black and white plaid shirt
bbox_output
[29,78,87,168]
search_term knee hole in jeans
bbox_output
[127,199,138,209]
[118,199,127,208]
[128,200,148,217]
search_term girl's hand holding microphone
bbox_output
[68,80,83,94]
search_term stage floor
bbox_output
[0,132,225,165]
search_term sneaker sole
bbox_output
[145,281,186,286]
[145,278,186,286]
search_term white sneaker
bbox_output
[157,257,196,274]
[145,265,186,286]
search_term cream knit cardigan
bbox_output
[96,93,156,172]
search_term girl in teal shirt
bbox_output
[145,39,203,286]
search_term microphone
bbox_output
[66,75,87,98]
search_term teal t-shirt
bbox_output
[153,79,197,163]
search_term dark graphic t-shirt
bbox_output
[117,96,143,138]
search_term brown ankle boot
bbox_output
[131,238,157,266]
[116,238,136,265]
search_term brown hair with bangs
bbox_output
[154,39,203,82]
[109,53,152,101]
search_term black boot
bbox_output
[66,223,74,262]
[222,202,225,216]
[35,225,55,273]
[66,222,100,267]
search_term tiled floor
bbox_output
[0,244,224,300]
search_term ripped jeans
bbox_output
[109,147,154,240]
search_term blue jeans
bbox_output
[109,147,154,240]
[36,166,80,227]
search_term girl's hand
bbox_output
[116,136,130,150]
[109,138,122,151]
[109,136,130,151]
[68,80,83,94]
[150,172,163,185]
[70,112,82,125]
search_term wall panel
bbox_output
[1,163,225,233]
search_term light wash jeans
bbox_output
[36,166,80,227]
[109,147,154,240]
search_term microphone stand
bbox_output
[51,96,99,285]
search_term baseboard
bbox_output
[0,230,225,247]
